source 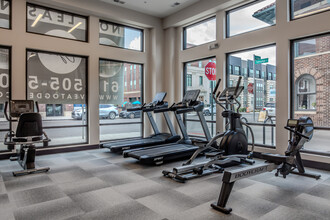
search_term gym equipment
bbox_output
[211,116,321,214]
[123,89,212,165]
[163,76,255,182]
[102,92,180,153]
[4,100,51,176]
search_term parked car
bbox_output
[71,107,85,120]
[99,104,118,119]
[203,106,216,116]
[119,110,141,119]
[263,102,276,117]
[71,104,118,120]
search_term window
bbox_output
[228,45,276,147]
[296,75,316,110]
[294,38,316,57]
[234,66,240,75]
[229,65,233,74]
[291,0,330,19]
[243,68,248,77]
[261,71,265,78]
[268,72,272,80]
[27,4,88,41]
[99,60,143,141]
[27,50,88,146]
[0,47,10,151]
[0,0,10,29]
[99,20,143,51]
[199,76,203,86]
[187,74,192,87]
[183,17,216,49]
[227,0,276,37]
[292,34,330,154]
[185,57,217,136]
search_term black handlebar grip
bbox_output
[4,101,9,121]
[234,76,242,96]
[216,91,221,98]
[213,79,221,95]
[35,101,40,113]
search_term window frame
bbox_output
[99,19,144,52]
[25,48,89,147]
[26,3,89,42]
[182,16,216,50]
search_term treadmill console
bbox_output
[9,100,34,118]
[182,90,200,104]
[152,92,167,104]
[219,86,244,101]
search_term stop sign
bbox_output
[205,62,216,81]
[247,83,254,94]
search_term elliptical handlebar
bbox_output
[4,101,10,122]
[284,126,311,140]
[213,79,221,95]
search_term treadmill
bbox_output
[102,92,180,153]
[123,89,212,165]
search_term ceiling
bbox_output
[100,0,200,18]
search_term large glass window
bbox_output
[292,34,330,154]
[291,0,330,19]
[27,50,88,146]
[99,60,143,141]
[184,57,217,137]
[227,0,276,37]
[183,17,216,49]
[27,4,88,41]
[228,45,276,147]
[0,0,10,29]
[99,20,143,51]
[0,47,10,151]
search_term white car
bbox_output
[263,103,276,117]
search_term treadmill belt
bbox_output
[126,144,198,159]
[103,137,165,153]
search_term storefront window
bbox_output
[0,0,10,29]
[0,47,10,151]
[228,45,276,147]
[227,0,276,37]
[184,57,217,136]
[99,20,143,51]
[27,50,88,146]
[291,0,330,19]
[27,4,87,41]
[292,34,330,154]
[99,59,143,141]
[183,17,216,49]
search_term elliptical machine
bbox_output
[163,76,255,182]
[4,100,51,176]
[211,116,321,214]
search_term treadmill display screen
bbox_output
[152,92,167,103]
[183,90,200,103]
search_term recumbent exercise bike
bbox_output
[163,76,255,182]
[4,100,51,176]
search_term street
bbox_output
[0,113,328,153]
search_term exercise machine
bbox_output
[102,92,180,153]
[4,100,51,176]
[211,116,321,214]
[123,89,212,165]
[163,77,255,182]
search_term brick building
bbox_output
[293,35,330,127]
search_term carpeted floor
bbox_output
[0,148,330,220]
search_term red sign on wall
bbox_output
[205,62,216,81]
[248,83,254,94]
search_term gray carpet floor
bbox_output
[0,148,330,220]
